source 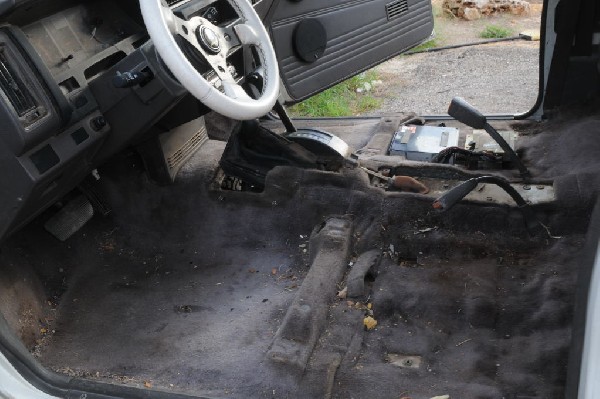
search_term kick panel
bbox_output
[270,0,434,102]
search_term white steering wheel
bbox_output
[140,0,280,120]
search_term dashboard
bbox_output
[1,0,436,240]
[0,0,271,240]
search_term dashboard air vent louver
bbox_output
[166,126,208,170]
[0,48,36,117]
[386,0,409,20]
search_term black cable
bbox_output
[404,36,525,56]
[431,147,499,164]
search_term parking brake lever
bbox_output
[448,97,531,182]
[433,175,544,236]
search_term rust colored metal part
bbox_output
[389,176,430,194]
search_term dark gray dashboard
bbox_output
[0,0,281,241]
[0,0,14,16]
[21,3,146,119]
[0,1,189,240]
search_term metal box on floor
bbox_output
[388,125,460,162]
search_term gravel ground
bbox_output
[369,41,540,116]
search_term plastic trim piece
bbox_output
[578,241,600,399]
[3,26,73,125]
[0,351,58,399]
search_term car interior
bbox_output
[0,0,599,398]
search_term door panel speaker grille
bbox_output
[386,0,409,20]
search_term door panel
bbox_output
[269,0,434,102]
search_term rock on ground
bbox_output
[443,0,531,20]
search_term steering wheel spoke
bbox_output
[208,56,235,83]
[222,81,252,101]
[218,24,242,54]
[233,23,261,46]
[167,13,202,49]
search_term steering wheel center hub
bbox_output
[197,25,221,54]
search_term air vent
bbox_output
[165,0,184,6]
[0,48,36,116]
[166,126,208,170]
[386,0,409,20]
